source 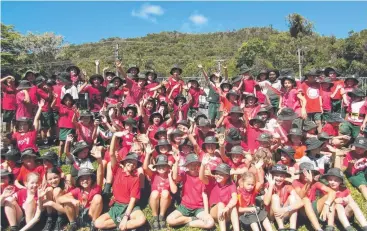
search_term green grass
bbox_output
[40,147,367,231]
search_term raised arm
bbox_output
[142,144,154,178]
[33,100,44,131]
[115,60,127,78]
[95,60,100,74]
[263,173,275,206]
[199,160,209,184]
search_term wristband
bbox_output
[123,213,130,219]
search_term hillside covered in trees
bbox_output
[2,14,367,78]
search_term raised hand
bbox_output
[254,159,264,169]
[95,60,100,66]
[91,146,103,159]
[2,186,15,198]
[103,67,109,72]
[115,60,122,68]
[66,134,74,143]
[114,130,128,138]
[217,133,225,147]
[303,169,313,183]
[265,173,275,186]
[38,99,45,107]
[197,64,203,69]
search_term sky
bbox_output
[2,1,367,44]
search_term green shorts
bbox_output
[322,111,331,122]
[208,103,220,121]
[331,100,342,113]
[59,128,75,141]
[40,112,54,129]
[307,112,322,122]
[176,204,204,217]
[348,171,367,188]
[340,121,360,139]
[52,111,59,124]
[2,110,15,123]
[108,202,140,225]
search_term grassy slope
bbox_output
[45,147,367,231]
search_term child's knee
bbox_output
[161,190,170,199]
[150,190,160,199]
[94,216,106,229]
[92,194,103,204]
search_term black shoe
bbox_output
[54,217,64,231]
[42,217,54,231]
[159,215,167,229]
[68,222,78,231]
[10,226,19,231]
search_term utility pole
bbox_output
[297,48,302,79]
[215,59,225,75]
[115,44,119,76]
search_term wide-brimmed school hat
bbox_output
[61,93,76,106]
[303,120,317,131]
[344,74,359,86]
[174,94,187,104]
[202,136,219,150]
[249,116,265,128]
[38,151,58,165]
[177,120,190,128]
[304,68,320,77]
[155,139,172,153]
[211,163,231,175]
[256,107,270,117]
[256,133,272,142]
[71,141,90,156]
[317,132,333,141]
[105,71,116,78]
[277,146,296,161]
[347,88,365,98]
[231,75,243,84]
[270,164,291,177]
[320,77,335,87]
[136,73,147,82]
[305,138,324,151]
[279,69,295,79]
[22,70,37,79]
[124,104,138,115]
[245,93,258,103]
[226,128,242,144]
[57,72,72,84]
[145,70,158,80]
[35,76,47,86]
[295,162,320,175]
[226,90,240,100]
[16,117,32,123]
[121,152,142,167]
[288,128,303,136]
[20,149,37,160]
[194,112,208,123]
[220,81,232,91]
[89,74,104,84]
[79,110,94,118]
[229,106,243,116]
[183,153,200,166]
[66,65,81,75]
[281,75,297,87]
[154,127,167,140]
[209,73,222,82]
[327,113,344,123]
[17,80,32,90]
[278,108,298,121]
[127,64,140,74]
[149,112,164,124]
[170,64,182,75]
[3,149,21,162]
[154,155,169,168]
[179,138,194,151]
[228,146,244,155]
[106,83,116,92]
[352,137,367,149]
[76,168,96,187]
[123,118,137,128]
[188,79,199,86]
[239,64,252,75]
[198,118,211,127]
[111,76,125,85]
[324,67,341,77]
[169,129,184,142]
[257,69,268,80]
[321,168,346,187]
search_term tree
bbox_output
[287,13,314,38]
[1,24,22,67]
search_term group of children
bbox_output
[1,62,367,231]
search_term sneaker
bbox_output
[90,222,97,231]
[159,216,167,229]
[10,226,19,231]
[42,217,54,231]
[68,222,78,231]
[54,217,64,231]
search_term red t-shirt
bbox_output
[123,78,146,107]
[301,82,322,113]
[28,85,38,106]
[52,84,63,112]
[243,105,261,122]
[246,126,264,154]
[322,123,339,136]
[151,173,170,193]
[330,80,344,100]
[16,165,44,185]
[320,89,332,111]
[281,89,302,116]
[12,130,38,152]
[76,122,94,145]
[243,79,256,94]
[15,91,33,119]
[147,123,169,146]
[188,88,205,108]
[112,166,140,204]
[342,151,367,176]
[237,188,257,207]
[1,84,16,110]
[70,185,102,208]
[36,88,51,112]
[165,77,184,100]
[15,188,37,207]
[180,172,205,209]
[206,179,237,206]
[199,150,223,171]
[173,103,190,121]
[81,85,106,112]
[58,105,75,129]
[266,183,293,205]
[146,82,159,97]
[220,96,238,112]
[308,182,350,202]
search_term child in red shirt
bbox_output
[167,154,214,229]
[216,106,246,137]
[320,78,334,122]
[247,116,265,154]
[75,110,98,145]
[341,75,359,111]
[219,146,249,183]
[166,65,185,100]
[186,79,206,118]
[200,136,223,172]
[221,90,240,112]
[1,75,16,132]
[243,94,261,122]
[279,75,307,119]
[15,80,33,120]
[171,94,190,122]
[143,151,177,230]
[263,164,304,231]
[199,163,240,231]
[1,149,21,179]
[79,74,106,116]
[14,149,44,189]
[276,146,299,180]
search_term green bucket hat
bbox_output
[277,145,296,162]
[269,164,291,177]
[327,113,344,123]
[121,152,142,167]
[153,155,169,168]
[347,88,365,98]
[174,94,187,105]
[324,67,341,77]
[127,64,140,74]
[35,76,47,86]
[71,141,90,156]
[229,106,243,116]
[202,136,219,150]
[37,151,58,165]
[76,168,96,187]
[183,153,200,166]
[277,108,298,121]
[303,120,317,132]
[305,138,324,151]
[228,146,244,155]
[288,128,303,136]
[321,168,346,187]
[239,64,252,75]
[245,94,258,103]
[339,123,352,136]
[317,132,333,141]
[231,75,243,84]
[66,66,81,75]
[226,128,242,144]
[320,77,335,87]
[352,137,367,150]
[123,118,137,128]
[211,163,231,175]
[22,70,37,79]
[20,149,37,160]
[256,133,272,142]
[249,116,265,128]
[155,139,172,153]
[17,80,32,90]
[179,138,194,151]
[145,70,158,80]
[79,110,94,118]
[226,90,240,100]
[89,74,104,84]
[295,162,320,175]
[220,81,232,91]
[154,127,167,140]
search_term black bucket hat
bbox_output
[76,168,96,187]
[188,79,199,86]
[277,108,298,121]
[170,64,182,75]
[35,76,47,86]
[2,149,20,162]
[57,72,72,84]
[22,70,37,79]
[71,141,90,156]
[256,133,272,142]
[123,118,137,128]
[220,81,232,91]
[183,153,200,167]
[229,106,243,116]
[327,113,344,123]
[352,137,367,150]
[211,163,231,175]
[344,74,359,86]
[125,104,138,115]
[127,73,138,80]
[197,118,211,127]
[202,136,219,150]
[281,75,297,87]
[20,149,37,160]
[194,112,208,123]
[121,152,142,167]
[174,94,187,105]
[149,112,164,124]
[169,129,184,142]
[320,77,335,87]
[231,75,243,84]
[111,76,125,85]
[245,94,258,104]
[277,146,296,161]
[239,64,252,75]
[61,93,76,106]
[249,116,265,128]
[226,90,240,100]
[317,132,333,141]
[38,151,58,165]
[257,69,268,80]
[154,127,167,140]
[347,88,365,98]
[226,128,242,144]
[305,138,324,151]
[324,67,341,77]
[153,155,169,168]
[228,146,244,155]
[304,68,320,77]
[303,120,317,132]
[321,168,346,187]
[179,138,194,151]
[155,139,172,153]
[209,73,223,83]
[17,80,32,90]
[288,128,303,136]
[127,64,140,74]
[270,164,291,177]
[177,120,190,128]
[89,74,104,84]
[145,70,158,80]
[295,162,320,175]
[79,110,93,118]
[66,65,81,75]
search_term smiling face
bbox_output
[158,145,169,154]
[326,176,342,190]
[124,159,138,173]
[156,165,169,174]
[172,134,182,143]
[258,112,269,121]
[214,171,229,184]
[152,115,161,125]
[25,174,39,193]
[92,78,101,86]
[328,71,337,79]
[181,145,193,154]
[280,153,291,165]
[79,175,92,189]
[77,148,89,160]
[205,143,217,154]
[283,79,293,89]
[81,116,91,125]
[22,155,36,169]
[47,172,61,188]
[273,172,287,186]
[268,72,277,82]
[231,153,243,164]
[186,162,200,176]
[18,121,30,133]
[246,97,256,106]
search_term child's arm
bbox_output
[319,96,323,114]
[168,170,178,194]
[219,192,238,220]
[50,93,57,109]
[23,90,30,104]
[202,192,209,214]
[199,161,209,184]
[142,145,154,178]
[295,170,313,199]
[115,60,127,78]
[172,154,180,182]
[91,120,100,142]
[33,100,44,131]
[109,134,119,169]
[216,110,227,128]
[223,65,228,81]
[14,179,26,189]
[91,146,104,187]
[331,85,342,98]
[78,82,89,94]
[148,81,166,92]
[263,173,274,206]
[95,60,100,74]
[297,92,308,119]
[0,75,14,83]
[64,134,75,162]
[119,196,137,230]
[58,192,79,205]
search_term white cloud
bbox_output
[189,14,208,25]
[132,4,164,23]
